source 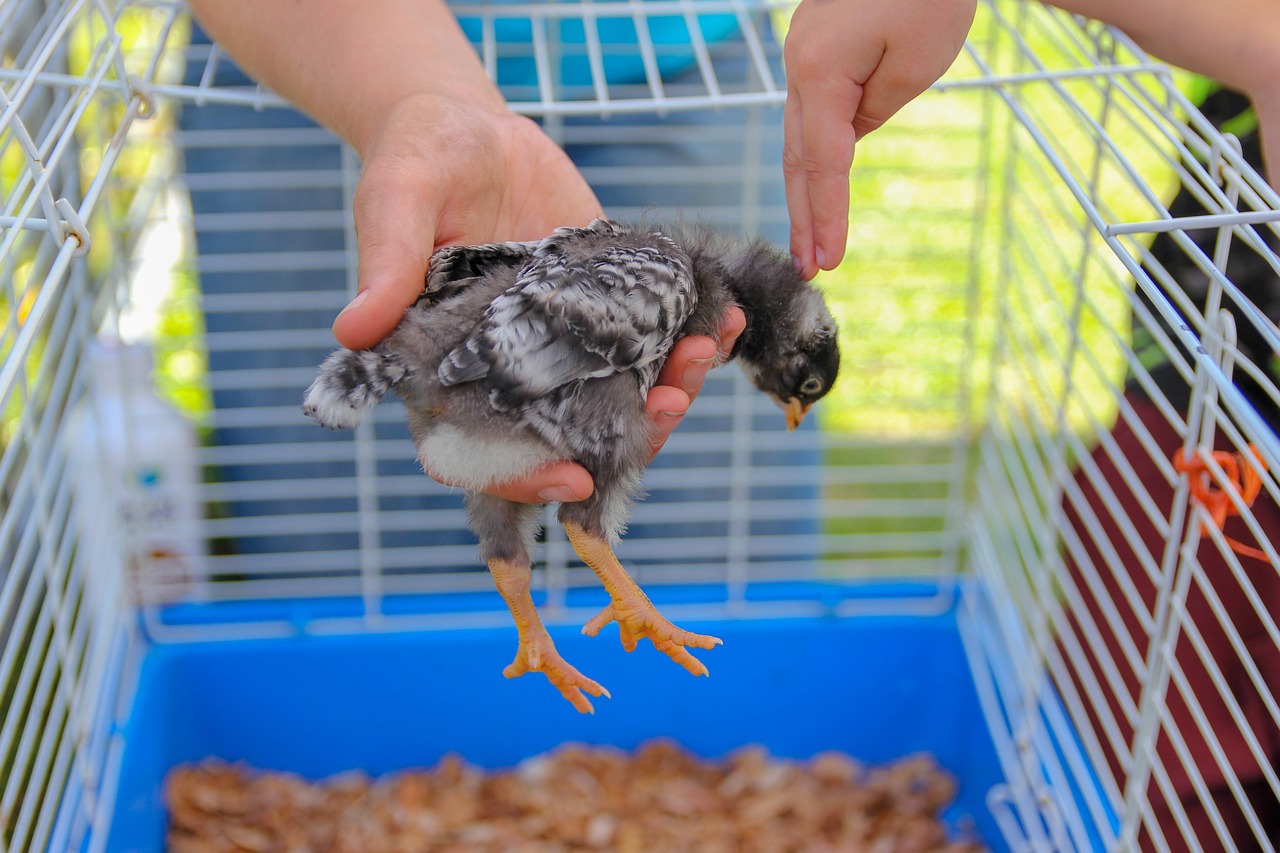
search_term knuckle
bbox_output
[781,142,808,175]
[784,132,853,185]
[785,34,845,85]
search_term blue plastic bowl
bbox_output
[454,6,743,94]
[99,581,1014,851]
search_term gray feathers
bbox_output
[420,239,538,307]
[302,348,407,429]
[299,219,839,707]
[437,222,695,406]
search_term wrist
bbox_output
[350,91,510,162]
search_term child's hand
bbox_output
[783,0,976,278]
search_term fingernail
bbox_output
[681,358,714,392]
[537,486,580,503]
[815,246,828,269]
[791,253,804,273]
[337,290,369,317]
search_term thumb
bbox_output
[335,165,440,350]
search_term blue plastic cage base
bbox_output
[103,581,1012,851]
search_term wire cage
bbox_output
[2,0,1279,851]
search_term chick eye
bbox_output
[799,376,824,396]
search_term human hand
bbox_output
[474,306,748,504]
[782,0,976,278]
[334,93,605,349]
[1253,97,1280,189]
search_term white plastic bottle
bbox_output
[78,340,208,603]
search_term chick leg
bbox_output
[487,557,610,713]
[466,493,609,713]
[563,520,722,676]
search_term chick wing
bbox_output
[437,223,697,405]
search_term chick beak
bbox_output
[784,397,811,432]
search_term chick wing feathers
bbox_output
[418,239,539,307]
[438,223,697,403]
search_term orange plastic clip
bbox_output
[1172,443,1269,561]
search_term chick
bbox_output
[304,219,839,712]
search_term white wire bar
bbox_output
[964,3,1280,851]
[0,0,794,117]
[1,2,180,851]
[3,0,1280,851]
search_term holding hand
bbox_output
[335,95,604,350]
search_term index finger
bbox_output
[796,79,861,272]
[482,461,596,504]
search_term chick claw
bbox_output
[582,598,722,677]
[504,631,611,715]
[562,520,723,676]
[487,556,609,713]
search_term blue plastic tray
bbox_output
[104,582,1009,851]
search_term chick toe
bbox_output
[489,557,609,713]
[565,522,722,676]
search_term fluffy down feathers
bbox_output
[437,225,696,408]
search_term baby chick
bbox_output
[304,219,839,712]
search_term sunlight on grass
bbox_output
[790,2,1206,575]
